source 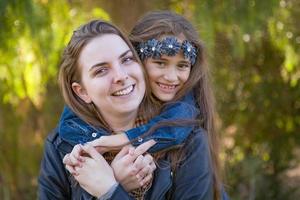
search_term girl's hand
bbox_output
[111,140,156,191]
[73,143,117,198]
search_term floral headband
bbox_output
[136,36,197,65]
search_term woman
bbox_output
[38,20,158,199]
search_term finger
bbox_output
[66,152,80,166]
[150,161,157,171]
[114,145,130,161]
[134,140,156,157]
[127,140,156,163]
[65,164,78,176]
[143,154,154,165]
[81,143,104,162]
[137,165,151,181]
[63,154,71,165]
[73,144,85,162]
[140,173,153,187]
[133,155,144,171]
[128,146,135,156]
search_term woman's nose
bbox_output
[112,64,129,84]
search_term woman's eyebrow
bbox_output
[89,50,132,72]
[119,50,131,58]
[89,62,106,72]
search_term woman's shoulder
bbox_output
[44,128,74,155]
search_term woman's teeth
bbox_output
[113,85,134,96]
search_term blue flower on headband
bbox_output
[146,39,162,59]
[137,42,150,60]
[182,40,197,65]
[161,37,181,56]
[135,37,197,64]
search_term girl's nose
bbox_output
[163,66,178,82]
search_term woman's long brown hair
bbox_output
[130,11,222,199]
[58,20,156,132]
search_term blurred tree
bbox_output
[0,0,299,199]
[193,0,300,199]
[0,0,110,199]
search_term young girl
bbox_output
[62,11,225,199]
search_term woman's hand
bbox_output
[63,144,85,175]
[111,140,156,191]
[72,143,117,198]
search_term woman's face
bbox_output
[144,37,191,102]
[73,34,145,119]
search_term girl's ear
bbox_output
[71,82,92,103]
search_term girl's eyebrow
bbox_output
[153,58,168,61]
[89,50,132,72]
[178,60,191,65]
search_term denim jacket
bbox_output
[58,92,199,152]
[39,127,215,199]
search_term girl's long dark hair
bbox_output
[130,11,221,199]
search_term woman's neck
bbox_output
[104,111,138,133]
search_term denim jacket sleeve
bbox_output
[58,106,108,145]
[38,131,72,199]
[125,91,199,153]
[169,129,213,200]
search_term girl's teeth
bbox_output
[114,85,133,96]
[159,83,175,89]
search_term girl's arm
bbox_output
[59,92,198,153]
[125,92,199,153]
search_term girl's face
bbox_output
[144,39,191,102]
[72,34,145,120]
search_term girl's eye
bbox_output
[178,64,191,71]
[153,61,166,68]
[122,56,135,64]
[94,67,108,76]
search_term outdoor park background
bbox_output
[0,0,299,199]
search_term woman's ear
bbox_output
[72,82,92,103]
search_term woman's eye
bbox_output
[94,67,108,76]
[122,56,135,64]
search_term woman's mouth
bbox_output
[112,85,135,96]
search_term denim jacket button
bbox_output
[91,132,97,138]
[138,137,143,143]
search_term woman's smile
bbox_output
[111,84,135,96]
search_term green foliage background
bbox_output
[0,0,299,199]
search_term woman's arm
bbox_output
[38,132,71,199]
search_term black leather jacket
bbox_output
[38,128,215,200]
